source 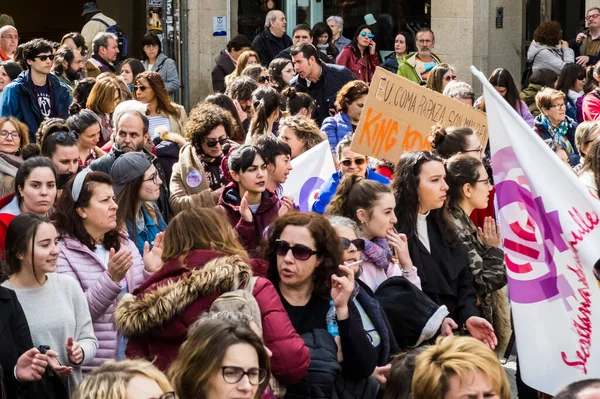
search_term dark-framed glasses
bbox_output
[476,178,492,186]
[204,137,228,148]
[52,130,78,142]
[150,393,176,399]
[35,54,55,61]
[340,237,365,250]
[275,239,319,261]
[0,130,20,140]
[550,103,566,110]
[464,146,483,154]
[143,171,161,185]
[258,75,270,83]
[221,366,267,385]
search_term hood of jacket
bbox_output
[0,154,21,177]
[401,51,442,68]
[527,40,561,61]
[218,182,279,215]
[115,253,253,337]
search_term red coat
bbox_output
[470,186,496,229]
[115,249,309,384]
[0,194,17,260]
[336,45,380,84]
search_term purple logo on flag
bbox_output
[298,177,325,212]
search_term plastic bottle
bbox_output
[326,300,339,337]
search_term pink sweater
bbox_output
[359,261,421,293]
[57,235,150,370]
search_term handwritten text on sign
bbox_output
[351,67,488,163]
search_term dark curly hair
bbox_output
[262,212,343,298]
[533,21,562,47]
[335,80,369,113]
[185,102,237,155]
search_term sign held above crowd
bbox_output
[351,67,488,163]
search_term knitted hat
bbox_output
[110,152,151,197]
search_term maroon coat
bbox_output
[336,45,380,84]
[115,249,309,384]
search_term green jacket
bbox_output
[396,52,442,84]
[520,83,542,117]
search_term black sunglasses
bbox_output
[275,239,319,261]
[52,130,78,142]
[258,76,270,83]
[133,85,149,92]
[340,158,367,167]
[340,237,365,250]
[204,137,228,148]
[35,54,55,61]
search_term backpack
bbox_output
[521,51,538,87]
[92,17,129,60]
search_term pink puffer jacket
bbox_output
[57,235,150,371]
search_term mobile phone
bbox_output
[37,345,51,354]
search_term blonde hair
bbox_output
[412,336,510,399]
[278,115,324,152]
[575,121,600,156]
[535,87,566,113]
[86,77,120,115]
[72,359,173,399]
[225,50,261,87]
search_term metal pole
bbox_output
[181,0,190,110]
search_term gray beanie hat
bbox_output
[110,152,151,197]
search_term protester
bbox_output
[313,135,388,214]
[279,115,324,159]
[520,68,559,117]
[0,39,71,143]
[581,61,600,121]
[527,21,574,74]
[205,93,247,142]
[397,28,441,85]
[321,80,368,153]
[425,63,456,93]
[282,87,314,118]
[242,64,270,86]
[212,34,251,93]
[115,207,310,380]
[169,102,237,213]
[140,32,180,96]
[554,379,600,399]
[556,63,586,121]
[69,77,97,115]
[275,23,330,63]
[2,213,98,396]
[224,50,260,88]
[226,76,258,131]
[117,58,145,92]
[411,336,510,399]
[60,32,88,58]
[0,25,18,61]
[80,1,118,51]
[0,116,29,197]
[73,359,174,399]
[534,87,580,166]
[336,25,380,84]
[392,151,497,349]
[51,46,85,96]
[574,120,600,172]
[578,137,600,195]
[442,81,476,106]
[312,22,338,63]
[545,138,571,165]
[39,122,80,181]
[247,86,281,143]
[110,152,166,255]
[263,212,378,398]
[219,145,293,254]
[382,349,425,399]
[255,135,293,197]
[327,16,351,53]
[382,32,412,74]
[268,57,295,94]
[571,7,600,67]
[251,10,292,67]
[86,32,119,78]
[66,109,103,168]
[289,43,356,125]
[85,77,120,147]
[168,318,271,399]
[0,60,21,98]
[476,68,535,126]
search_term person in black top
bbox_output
[251,10,293,67]
[264,212,378,399]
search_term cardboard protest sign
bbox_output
[351,67,488,163]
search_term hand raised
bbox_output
[107,247,133,283]
[477,217,501,248]
[66,337,83,365]
[239,191,253,222]
[466,316,497,350]
[143,232,164,273]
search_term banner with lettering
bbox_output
[350,67,488,163]
[471,66,600,395]
[281,141,336,212]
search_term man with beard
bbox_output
[397,28,442,85]
[52,45,85,95]
[89,102,172,221]
[225,76,258,132]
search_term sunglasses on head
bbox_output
[360,32,374,39]
[275,239,319,261]
[35,54,55,62]
[133,85,149,92]
[52,130,78,142]
[340,158,367,167]
[258,76,270,83]
[204,137,228,148]
[340,237,365,251]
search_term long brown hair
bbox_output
[115,173,158,242]
[326,174,391,223]
[161,208,248,262]
[134,71,179,118]
[86,78,120,115]
[232,50,260,78]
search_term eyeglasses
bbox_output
[221,366,267,385]
[444,75,457,81]
[578,75,586,80]
[550,103,566,110]
[143,171,160,185]
[133,85,149,92]
[258,75,270,83]
[1,35,18,40]
[360,32,374,39]
[340,237,365,251]
[0,130,20,140]
[587,13,600,20]
[275,239,319,261]
[52,131,78,142]
[204,137,228,148]
[150,393,176,399]
[35,54,55,62]
[417,39,433,44]
[144,44,159,49]
[476,178,492,186]
[464,146,483,154]
[340,158,367,167]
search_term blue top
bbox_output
[311,169,391,214]
[125,203,167,256]
[321,112,354,155]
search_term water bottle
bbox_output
[326,300,339,337]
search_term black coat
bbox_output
[251,28,293,67]
[289,61,356,125]
[212,50,235,93]
[275,46,331,64]
[403,215,480,325]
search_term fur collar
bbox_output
[114,255,252,338]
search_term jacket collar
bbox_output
[218,182,278,214]
[91,53,115,71]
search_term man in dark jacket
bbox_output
[251,10,292,67]
[275,24,330,63]
[0,38,70,143]
[86,31,119,78]
[212,34,251,93]
[289,43,356,125]
[90,109,171,221]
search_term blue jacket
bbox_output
[312,169,390,214]
[0,70,70,143]
[382,52,400,74]
[321,112,354,154]
[125,203,167,256]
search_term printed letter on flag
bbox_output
[471,66,600,395]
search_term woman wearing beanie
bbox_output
[110,152,167,256]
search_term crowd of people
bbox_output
[1,3,600,399]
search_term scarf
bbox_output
[362,237,392,270]
[540,114,574,155]
[200,153,227,191]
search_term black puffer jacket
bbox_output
[251,28,293,67]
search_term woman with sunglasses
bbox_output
[109,152,166,256]
[556,63,586,121]
[445,154,510,353]
[263,212,378,398]
[392,151,497,350]
[170,102,238,214]
[0,116,30,198]
[425,63,457,94]
[336,25,380,84]
[312,135,389,214]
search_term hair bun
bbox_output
[281,86,297,99]
[429,125,447,149]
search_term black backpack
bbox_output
[521,51,539,87]
[91,18,129,61]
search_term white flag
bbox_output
[471,66,600,395]
[281,141,336,212]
